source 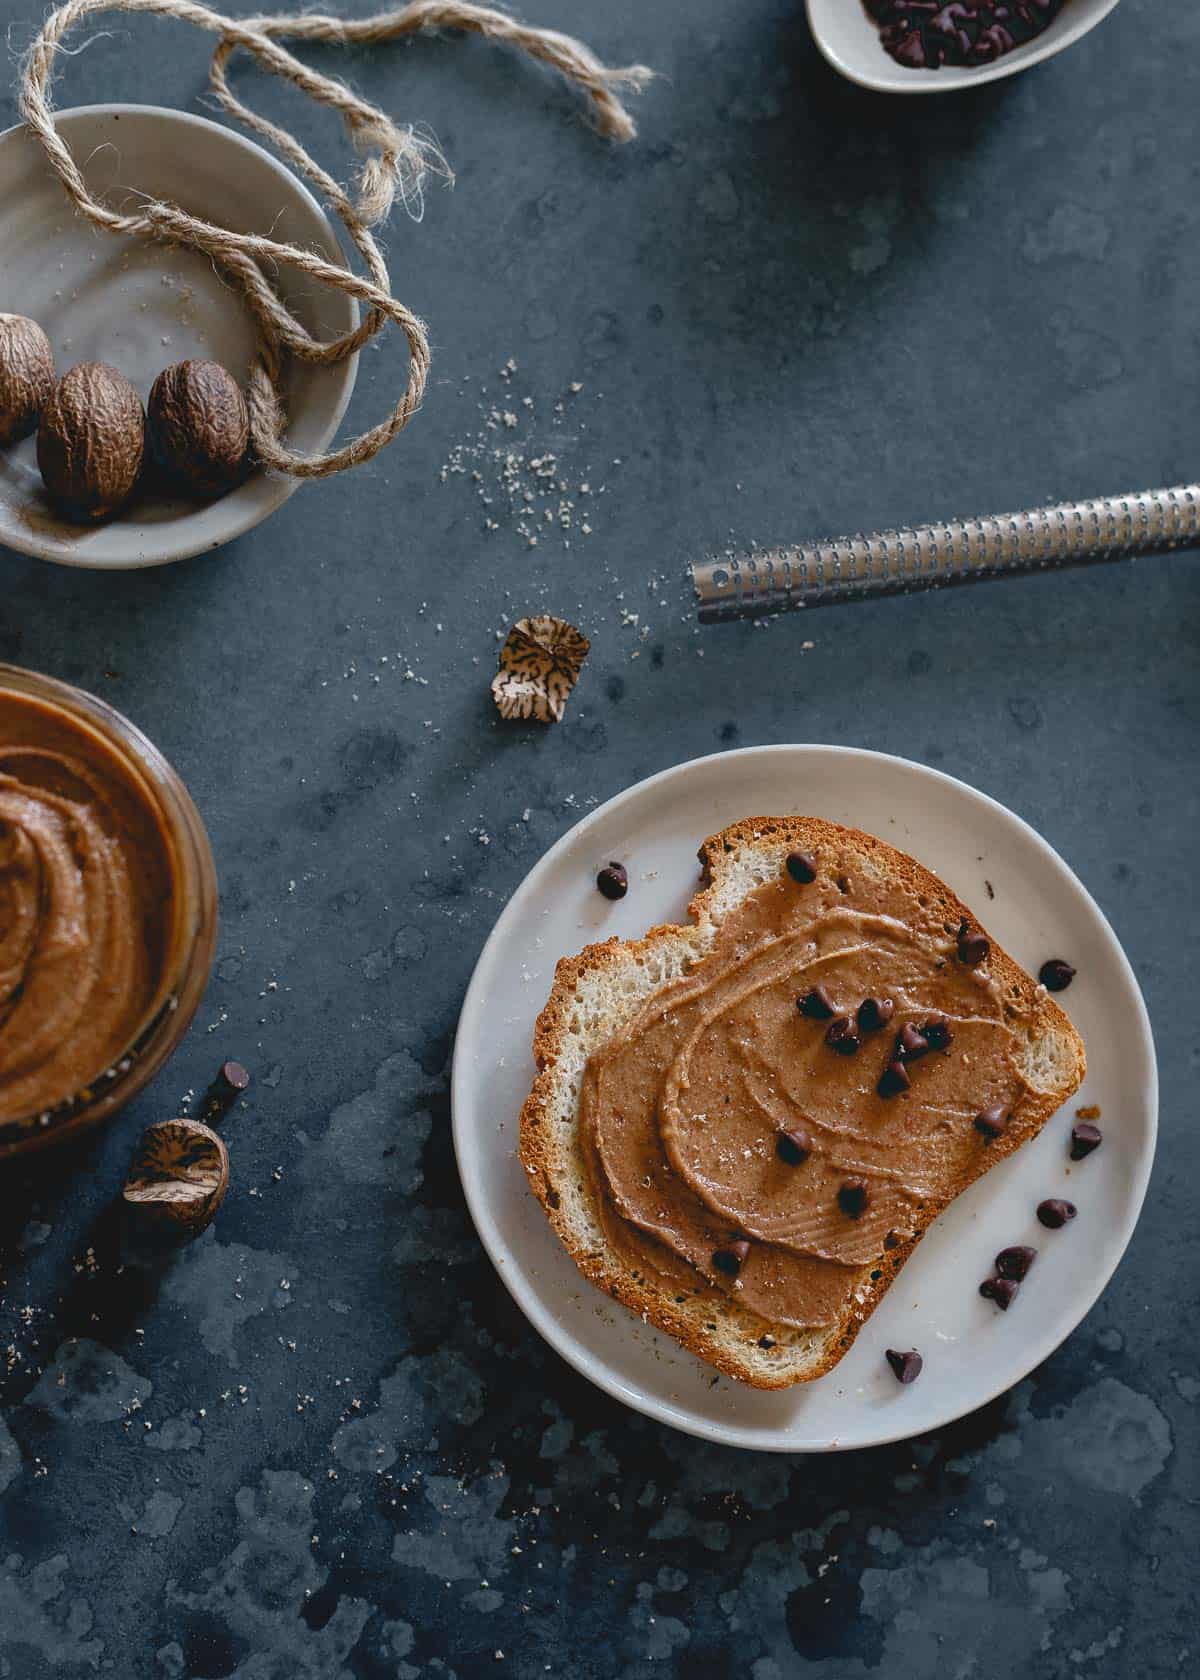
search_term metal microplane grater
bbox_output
[692,483,1200,623]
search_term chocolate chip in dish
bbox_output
[863,0,1070,73]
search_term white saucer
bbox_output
[0,105,358,567]
[452,746,1157,1451]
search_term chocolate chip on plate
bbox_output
[837,1179,870,1218]
[596,862,628,901]
[1037,1198,1077,1229]
[974,1105,1010,1140]
[1039,958,1076,993]
[922,1015,953,1052]
[885,1348,923,1384]
[878,1059,910,1098]
[957,922,990,967]
[785,850,818,884]
[980,1276,1020,1310]
[857,996,895,1034]
[798,985,837,1020]
[713,1240,751,1276]
[1070,1121,1103,1161]
[897,1021,930,1060]
[995,1245,1037,1281]
[776,1128,812,1166]
[825,1015,861,1056]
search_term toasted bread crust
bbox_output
[519,817,1085,1389]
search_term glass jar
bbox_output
[0,663,217,1158]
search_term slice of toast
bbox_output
[519,817,1086,1390]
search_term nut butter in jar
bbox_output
[0,665,217,1157]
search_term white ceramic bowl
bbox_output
[0,105,358,568]
[808,0,1122,94]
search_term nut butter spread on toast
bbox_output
[582,870,1028,1329]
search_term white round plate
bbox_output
[807,0,1121,96]
[0,105,358,567]
[453,746,1157,1451]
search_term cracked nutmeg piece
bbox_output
[123,1118,230,1242]
[491,615,591,724]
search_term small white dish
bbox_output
[453,746,1156,1451]
[0,104,358,568]
[808,0,1122,94]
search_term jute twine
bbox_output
[18,1,652,477]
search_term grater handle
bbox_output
[693,484,1200,622]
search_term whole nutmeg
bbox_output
[123,1118,229,1243]
[37,361,145,521]
[0,313,55,447]
[148,358,250,498]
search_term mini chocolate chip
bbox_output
[885,1348,923,1384]
[877,1059,910,1097]
[837,1179,869,1218]
[883,1230,903,1250]
[776,1128,812,1166]
[957,924,990,967]
[798,985,836,1020]
[205,1058,251,1118]
[713,1240,751,1275]
[596,862,628,901]
[995,1245,1037,1281]
[974,1105,1010,1140]
[897,1021,930,1060]
[1070,1121,1102,1161]
[980,1276,1019,1310]
[825,1015,861,1056]
[922,1015,953,1052]
[785,850,818,884]
[1037,1198,1077,1229]
[1039,958,1076,993]
[218,1059,251,1094]
[857,996,895,1033]
[757,1334,776,1350]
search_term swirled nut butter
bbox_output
[521,819,1085,1388]
[0,669,216,1146]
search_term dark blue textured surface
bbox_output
[1,2,1196,1675]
